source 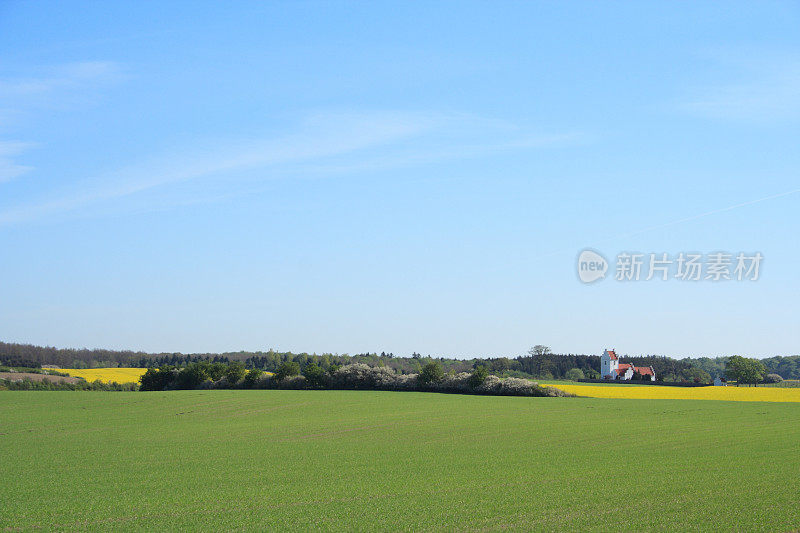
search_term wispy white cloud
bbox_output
[0,110,582,226]
[680,52,800,121]
[0,61,123,184]
[0,141,35,183]
[0,61,122,101]
[0,111,441,225]
[297,132,586,176]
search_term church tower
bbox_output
[600,348,618,379]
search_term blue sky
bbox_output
[1,1,798,358]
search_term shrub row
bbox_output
[0,378,137,391]
[139,361,571,398]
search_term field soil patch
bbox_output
[0,372,81,384]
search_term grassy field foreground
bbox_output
[2,391,799,531]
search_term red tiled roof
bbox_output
[618,364,631,371]
[634,366,654,376]
[606,350,618,360]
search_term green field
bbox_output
[2,391,799,531]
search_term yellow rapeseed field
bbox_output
[545,382,800,402]
[59,368,147,384]
[59,368,274,384]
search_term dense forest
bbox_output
[1,341,798,381]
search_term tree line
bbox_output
[685,355,800,380]
[516,347,710,383]
[3,340,797,382]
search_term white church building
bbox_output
[600,349,656,381]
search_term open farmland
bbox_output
[544,382,800,402]
[1,391,799,531]
[58,368,148,384]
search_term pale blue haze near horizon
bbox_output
[0,1,798,358]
